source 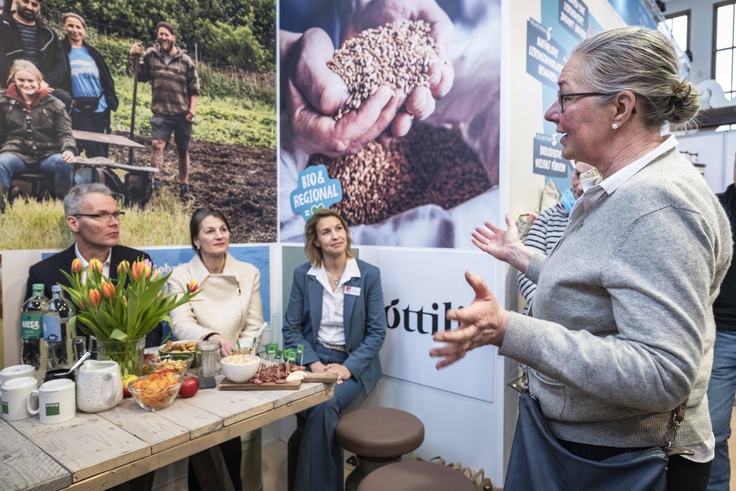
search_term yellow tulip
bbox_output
[117,260,130,274]
[89,259,103,274]
[188,280,198,293]
[71,258,82,273]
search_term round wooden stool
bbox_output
[358,460,477,491]
[336,407,424,491]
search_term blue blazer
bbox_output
[283,259,387,395]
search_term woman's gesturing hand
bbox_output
[472,215,535,274]
[430,271,509,369]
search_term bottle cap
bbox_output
[32,283,44,291]
[51,285,62,292]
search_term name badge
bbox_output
[344,286,361,296]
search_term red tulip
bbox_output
[71,258,82,273]
[88,289,102,307]
[188,280,198,293]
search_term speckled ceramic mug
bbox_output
[76,360,122,413]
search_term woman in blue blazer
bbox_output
[284,208,387,491]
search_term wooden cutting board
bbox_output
[301,372,338,383]
[218,378,302,391]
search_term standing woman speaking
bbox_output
[432,27,732,491]
[62,13,118,158]
[284,208,387,491]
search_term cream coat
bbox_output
[168,253,264,348]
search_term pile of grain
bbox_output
[308,124,491,225]
[328,20,440,120]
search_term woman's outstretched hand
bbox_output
[430,271,509,369]
[472,214,534,274]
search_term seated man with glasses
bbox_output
[25,183,163,347]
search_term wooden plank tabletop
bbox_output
[72,131,146,149]
[2,380,333,491]
[0,419,71,491]
[7,412,150,483]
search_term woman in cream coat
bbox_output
[168,207,264,491]
[169,208,264,357]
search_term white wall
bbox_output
[676,130,736,192]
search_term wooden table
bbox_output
[0,381,334,491]
[72,130,146,149]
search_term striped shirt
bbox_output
[16,21,40,68]
[137,46,199,117]
[517,203,569,314]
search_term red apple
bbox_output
[179,376,199,398]
[122,375,138,398]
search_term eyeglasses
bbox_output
[557,91,616,113]
[74,212,125,222]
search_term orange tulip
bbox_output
[117,260,130,274]
[131,261,144,281]
[89,259,103,274]
[188,280,198,293]
[88,289,102,307]
[79,299,86,311]
[101,280,115,300]
[71,258,82,273]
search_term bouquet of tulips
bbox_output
[60,257,199,342]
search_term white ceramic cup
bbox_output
[76,360,123,413]
[1,376,38,421]
[27,379,76,424]
[0,364,36,389]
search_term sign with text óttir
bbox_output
[290,165,343,220]
[533,133,570,177]
[526,18,567,89]
[378,248,497,402]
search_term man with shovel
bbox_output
[129,21,199,200]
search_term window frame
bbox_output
[712,0,736,98]
[665,9,690,54]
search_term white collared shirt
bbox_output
[568,135,679,230]
[75,243,112,281]
[307,258,361,346]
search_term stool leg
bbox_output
[345,456,401,491]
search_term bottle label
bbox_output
[21,312,43,339]
[43,314,62,341]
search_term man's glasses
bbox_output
[74,212,125,222]
[557,91,616,113]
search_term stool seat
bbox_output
[358,460,477,491]
[336,407,424,458]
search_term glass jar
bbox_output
[97,337,145,377]
[196,341,221,377]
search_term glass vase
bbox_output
[97,337,145,377]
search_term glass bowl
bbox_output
[158,340,198,367]
[128,372,182,411]
[148,354,193,375]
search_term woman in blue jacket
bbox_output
[284,208,387,491]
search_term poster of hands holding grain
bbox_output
[278,0,501,249]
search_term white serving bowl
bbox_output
[220,354,260,383]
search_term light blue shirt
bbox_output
[68,46,107,113]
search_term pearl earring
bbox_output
[612,123,619,130]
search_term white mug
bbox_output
[27,379,76,424]
[0,364,36,389]
[76,360,123,413]
[1,376,38,421]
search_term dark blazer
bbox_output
[283,259,387,395]
[26,244,162,347]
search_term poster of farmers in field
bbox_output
[278,0,501,249]
[0,0,276,249]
